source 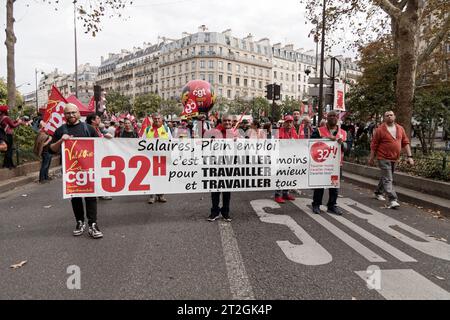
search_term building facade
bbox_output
[37,64,99,109]
[159,27,273,101]
[94,25,361,109]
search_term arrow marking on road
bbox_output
[250,199,332,266]
[291,199,387,263]
[355,269,450,300]
[341,198,450,261]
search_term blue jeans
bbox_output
[39,151,52,182]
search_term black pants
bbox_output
[2,134,14,168]
[71,197,97,225]
[39,151,52,182]
[312,188,338,208]
[211,192,231,215]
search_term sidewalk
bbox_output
[0,156,61,195]
[343,171,450,217]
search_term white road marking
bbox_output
[341,198,450,261]
[355,269,450,300]
[292,199,387,263]
[250,200,332,266]
[218,221,255,300]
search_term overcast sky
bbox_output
[0,0,355,95]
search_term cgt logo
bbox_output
[64,139,95,194]
[66,169,95,186]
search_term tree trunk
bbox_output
[5,0,16,109]
[394,3,420,138]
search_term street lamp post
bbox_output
[73,0,78,98]
[35,68,44,113]
[318,0,327,123]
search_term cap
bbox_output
[0,105,9,114]
[284,115,294,121]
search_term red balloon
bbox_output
[181,80,216,115]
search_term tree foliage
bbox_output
[347,38,398,122]
[105,90,131,114]
[160,99,182,118]
[300,0,450,137]
[47,0,134,37]
[413,84,450,154]
[133,93,161,118]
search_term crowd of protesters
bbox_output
[0,102,414,239]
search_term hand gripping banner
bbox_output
[62,138,341,198]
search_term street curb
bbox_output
[343,172,450,218]
[0,167,62,195]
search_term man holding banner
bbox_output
[311,110,347,215]
[49,103,103,239]
[145,112,172,204]
[206,114,240,222]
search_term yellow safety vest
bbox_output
[145,125,170,139]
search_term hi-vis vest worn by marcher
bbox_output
[318,126,347,165]
[145,125,170,139]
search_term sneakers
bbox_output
[88,223,103,239]
[222,213,232,222]
[148,196,156,204]
[73,221,86,236]
[208,213,220,222]
[274,197,285,204]
[283,195,296,201]
[312,205,321,215]
[374,194,386,201]
[157,195,167,203]
[327,206,343,215]
[387,200,400,209]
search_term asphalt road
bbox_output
[1,177,449,300]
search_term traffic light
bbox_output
[273,84,281,100]
[265,84,273,100]
[94,85,102,115]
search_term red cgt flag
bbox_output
[43,86,67,135]
[139,116,152,138]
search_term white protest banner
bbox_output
[62,139,341,198]
[334,82,345,112]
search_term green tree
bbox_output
[413,84,450,154]
[105,90,131,114]
[281,97,301,116]
[5,1,132,109]
[160,99,182,118]
[347,38,398,123]
[300,0,450,137]
[250,97,271,120]
[133,93,161,118]
[226,98,248,115]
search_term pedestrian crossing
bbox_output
[248,197,450,300]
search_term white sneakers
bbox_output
[375,194,400,209]
[387,200,401,209]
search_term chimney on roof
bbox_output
[284,44,294,51]
[222,29,232,36]
[198,25,208,32]
[101,56,104,64]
